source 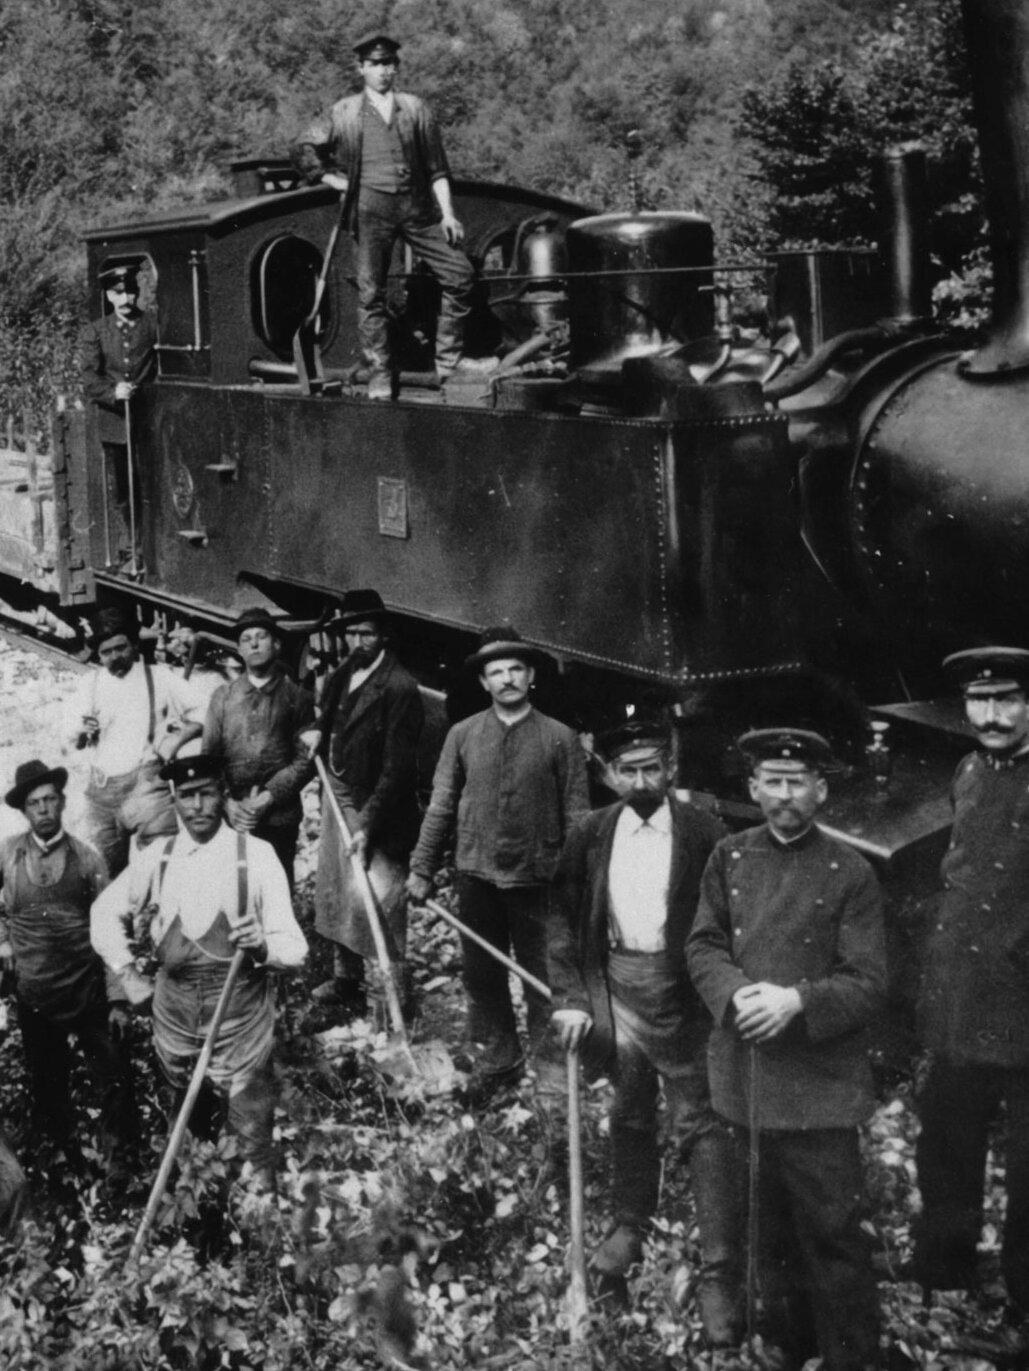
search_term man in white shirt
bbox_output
[547,720,742,1344]
[91,754,307,1187]
[70,606,204,875]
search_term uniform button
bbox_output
[936,923,944,931]
[730,850,740,859]
[734,928,742,937]
[949,841,956,849]
[730,888,739,897]
[815,898,824,906]
[829,861,839,871]
[981,903,991,912]
[995,861,1005,870]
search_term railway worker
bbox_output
[91,754,307,1189]
[913,647,1029,1342]
[546,718,743,1341]
[69,606,204,877]
[80,262,156,547]
[301,589,423,1018]
[292,32,492,401]
[0,759,139,1184]
[686,729,886,1371]
[203,608,315,887]
[406,626,590,1099]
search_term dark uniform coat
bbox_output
[686,823,886,1130]
[80,311,157,444]
[918,749,1029,1066]
[548,794,726,1071]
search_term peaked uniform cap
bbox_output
[597,717,672,761]
[98,263,141,288]
[738,727,834,771]
[5,760,69,810]
[464,625,546,670]
[160,754,224,789]
[353,32,401,59]
[943,646,1029,691]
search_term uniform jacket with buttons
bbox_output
[547,794,726,1071]
[80,311,157,444]
[686,823,886,1130]
[919,749,1029,1066]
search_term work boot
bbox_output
[367,373,393,401]
[689,1129,745,1348]
[592,1223,644,1278]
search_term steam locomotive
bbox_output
[4,0,1027,955]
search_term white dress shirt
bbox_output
[348,649,385,695]
[607,799,673,951]
[69,661,204,780]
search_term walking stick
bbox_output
[746,1043,760,1344]
[124,393,139,575]
[566,1044,589,1349]
[126,948,246,1268]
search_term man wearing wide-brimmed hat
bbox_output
[66,605,204,876]
[913,648,1029,1343]
[687,729,885,1371]
[203,607,315,884]
[0,759,138,1181]
[302,589,423,1015]
[407,626,589,1096]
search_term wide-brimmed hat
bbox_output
[5,759,69,810]
[327,588,389,630]
[233,607,283,641]
[464,625,545,671]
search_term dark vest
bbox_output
[360,101,411,194]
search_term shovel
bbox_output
[314,756,454,1091]
[293,197,347,396]
[127,948,245,1268]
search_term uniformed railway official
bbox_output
[0,759,138,1183]
[293,32,491,399]
[547,719,742,1343]
[687,729,885,1371]
[91,755,307,1187]
[914,647,1029,1342]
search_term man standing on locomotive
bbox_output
[406,627,589,1098]
[547,719,742,1342]
[292,32,493,400]
[914,648,1029,1344]
[91,755,308,1188]
[203,608,315,887]
[80,262,156,551]
[68,606,204,877]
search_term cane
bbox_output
[566,1043,589,1349]
[745,1043,760,1345]
[126,949,246,1268]
[124,392,139,575]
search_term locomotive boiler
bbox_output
[3,0,1028,954]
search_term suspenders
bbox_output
[155,829,250,957]
[143,660,156,746]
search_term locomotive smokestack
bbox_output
[877,144,932,326]
[959,0,1029,375]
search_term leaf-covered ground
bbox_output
[0,640,1018,1369]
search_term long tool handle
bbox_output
[306,201,346,327]
[425,898,552,1001]
[127,948,246,1267]
[566,1045,589,1346]
[315,755,408,1040]
[124,395,138,574]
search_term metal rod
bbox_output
[425,897,552,1000]
[124,395,138,575]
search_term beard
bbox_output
[624,791,664,818]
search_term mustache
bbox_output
[973,721,1016,734]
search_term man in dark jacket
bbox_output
[292,32,487,399]
[80,262,156,550]
[304,590,423,1013]
[203,607,315,886]
[0,760,138,1181]
[407,626,589,1094]
[547,719,742,1343]
[914,647,1029,1341]
[687,729,886,1371]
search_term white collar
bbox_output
[174,817,230,855]
[621,799,672,835]
[365,88,395,121]
[31,829,66,853]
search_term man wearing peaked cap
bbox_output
[91,752,307,1188]
[547,718,743,1341]
[913,648,1029,1341]
[292,29,490,399]
[0,759,139,1183]
[67,607,204,876]
[302,588,422,1017]
[407,626,589,1099]
[687,727,885,1371]
[202,607,314,884]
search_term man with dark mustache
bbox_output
[547,719,742,1343]
[914,648,1029,1342]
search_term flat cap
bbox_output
[597,717,672,761]
[465,625,545,671]
[234,606,282,641]
[738,727,834,771]
[5,759,68,810]
[160,753,224,789]
[353,32,401,60]
[943,646,1029,692]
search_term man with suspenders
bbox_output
[91,755,307,1187]
[69,606,203,876]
